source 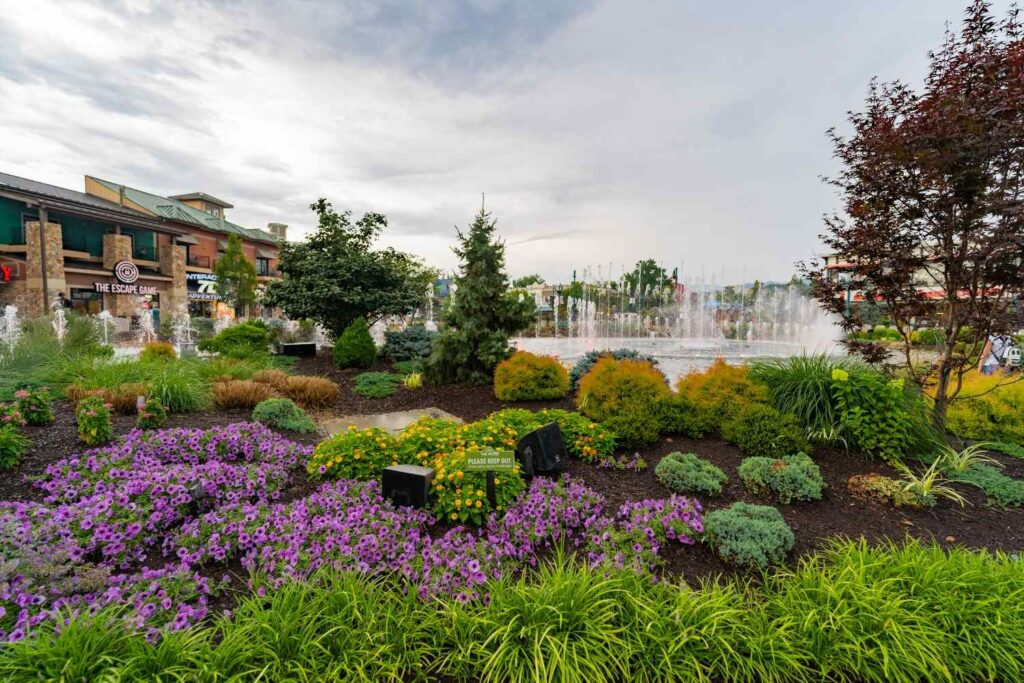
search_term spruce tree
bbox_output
[426,207,535,384]
[214,234,259,316]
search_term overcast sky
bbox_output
[0,0,1010,284]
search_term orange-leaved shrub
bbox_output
[494,351,569,401]
[251,369,290,390]
[213,380,277,410]
[282,375,340,408]
[676,358,770,433]
[576,357,670,447]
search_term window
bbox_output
[257,258,270,276]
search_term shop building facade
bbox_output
[0,172,284,322]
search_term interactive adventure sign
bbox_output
[93,260,157,295]
[464,448,516,472]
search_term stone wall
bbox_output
[23,221,66,318]
[159,243,187,314]
[102,233,135,316]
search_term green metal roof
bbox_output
[88,177,279,245]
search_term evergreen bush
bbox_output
[722,404,811,458]
[333,317,377,368]
[494,352,569,401]
[704,502,794,569]
[577,358,670,448]
[252,398,317,433]
[381,326,436,361]
[655,452,727,495]
[738,453,825,503]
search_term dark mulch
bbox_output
[290,353,575,420]
[3,348,1022,588]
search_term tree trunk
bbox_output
[933,357,953,431]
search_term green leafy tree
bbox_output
[512,274,545,288]
[623,259,670,301]
[214,234,258,315]
[425,207,535,384]
[263,199,431,338]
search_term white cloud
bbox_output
[0,0,1008,283]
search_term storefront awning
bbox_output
[175,234,199,246]
[255,247,275,259]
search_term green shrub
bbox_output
[568,348,657,391]
[333,317,377,369]
[738,453,824,503]
[577,358,670,448]
[252,398,317,433]
[392,359,424,375]
[0,425,29,469]
[136,398,168,430]
[54,357,211,413]
[308,427,398,480]
[911,328,944,346]
[381,326,436,361]
[655,452,727,495]
[353,372,403,398]
[139,341,177,362]
[949,464,1024,507]
[832,368,932,462]
[704,502,794,569]
[750,354,879,433]
[15,387,54,425]
[494,351,569,401]
[676,359,771,434]
[76,396,113,446]
[721,404,810,458]
[657,394,704,437]
[197,321,273,358]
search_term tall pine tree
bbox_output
[426,206,535,384]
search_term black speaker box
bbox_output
[516,423,567,476]
[382,465,434,508]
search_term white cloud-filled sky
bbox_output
[0,0,1010,283]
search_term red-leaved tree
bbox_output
[803,0,1024,426]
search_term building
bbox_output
[0,171,285,322]
[83,177,284,317]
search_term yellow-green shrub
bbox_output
[494,352,569,401]
[577,358,670,447]
[139,341,177,362]
[945,371,1024,443]
[676,359,770,433]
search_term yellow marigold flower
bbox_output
[464,498,473,506]
[450,513,458,520]
[494,478,500,485]
[456,471,464,479]
[475,500,482,508]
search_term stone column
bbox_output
[159,243,187,314]
[24,221,66,318]
[102,233,135,316]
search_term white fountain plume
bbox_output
[0,305,19,354]
[170,304,197,354]
[97,310,114,346]
[51,296,67,345]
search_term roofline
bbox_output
[168,192,234,209]
[90,176,279,245]
[0,185,185,235]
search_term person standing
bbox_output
[979,334,1012,376]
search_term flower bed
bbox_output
[0,420,702,642]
